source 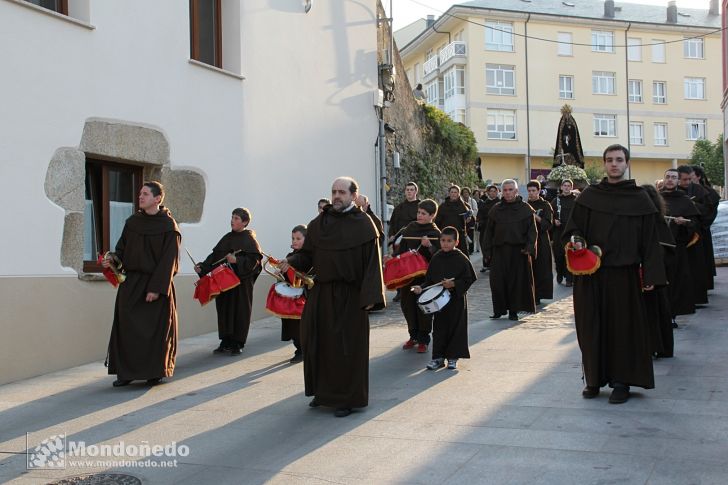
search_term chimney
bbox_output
[426,15,435,28]
[604,0,615,19]
[666,1,677,23]
[709,0,719,16]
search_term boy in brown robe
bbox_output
[412,227,476,370]
[195,208,262,356]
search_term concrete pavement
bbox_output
[1,259,727,484]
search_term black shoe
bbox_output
[309,398,320,408]
[112,379,132,387]
[582,386,599,399]
[609,385,630,404]
[213,343,230,354]
[556,276,563,284]
[334,408,352,417]
[508,312,518,321]
[229,345,242,356]
[489,313,503,319]
[289,351,303,363]
[146,378,164,386]
[393,289,402,303]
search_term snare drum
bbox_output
[193,273,221,306]
[383,250,428,290]
[265,282,306,319]
[210,264,241,292]
[417,285,451,314]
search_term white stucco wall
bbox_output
[0,0,380,276]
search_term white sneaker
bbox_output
[447,359,458,369]
[426,358,445,370]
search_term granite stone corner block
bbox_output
[45,147,86,212]
[61,212,85,272]
[161,168,205,223]
[80,118,169,166]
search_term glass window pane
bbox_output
[84,165,102,261]
[108,170,135,250]
[196,0,218,66]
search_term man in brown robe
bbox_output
[526,180,554,304]
[104,181,180,387]
[551,179,577,286]
[483,179,537,321]
[281,177,385,417]
[195,208,262,356]
[661,169,701,320]
[435,185,471,254]
[563,144,666,404]
[388,182,420,242]
[476,185,500,272]
[677,166,711,304]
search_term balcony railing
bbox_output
[423,56,439,77]
[439,41,467,64]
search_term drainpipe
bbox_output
[525,13,532,182]
[624,22,632,179]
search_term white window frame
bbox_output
[628,80,643,103]
[486,64,515,96]
[686,119,706,140]
[414,62,421,85]
[629,122,644,145]
[654,122,668,146]
[486,21,514,52]
[652,81,667,104]
[592,71,616,95]
[448,109,467,124]
[684,77,705,100]
[592,30,614,53]
[487,109,516,140]
[559,75,574,99]
[443,66,465,99]
[557,32,573,56]
[425,80,438,105]
[651,39,665,63]
[593,114,616,137]
[683,37,704,59]
[627,38,642,62]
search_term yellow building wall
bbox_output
[481,155,525,186]
[400,12,722,186]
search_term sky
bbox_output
[386,0,717,30]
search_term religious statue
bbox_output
[553,104,584,168]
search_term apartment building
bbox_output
[399,0,722,185]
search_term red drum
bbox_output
[383,250,428,290]
[193,274,221,306]
[265,282,306,319]
[193,264,240,306]
[210,264,241,292]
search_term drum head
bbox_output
[419,286,444,303]
[274,282,304,298]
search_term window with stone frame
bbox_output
[190,0,222,68]
[83,158,143,273]
[24,0,67,15]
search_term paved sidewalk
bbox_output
[1,262,727,484]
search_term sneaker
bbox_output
[416,343,428,353]
[447,359,458,369]
[426,358,445,370]
[213,342,230,354]
[229,345,243,356]
[508,312,519,321]
[112,379,132,387]
[334,408,352,417]
[402,339,417,350]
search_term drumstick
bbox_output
[399,237,439,241]
[413,278,454,292]
[185,248,198,266]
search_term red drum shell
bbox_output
[193,274,221,306]
[210,264,241,293]
[265,283,306,319]
[383,250,428,290]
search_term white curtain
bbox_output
[110,201,134,250]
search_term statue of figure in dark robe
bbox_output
[553,104,585,168]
